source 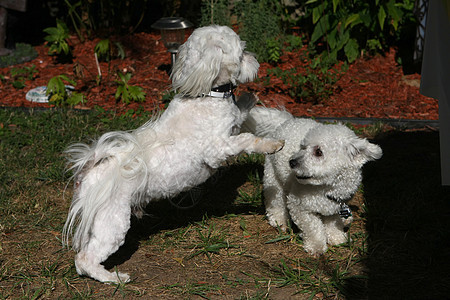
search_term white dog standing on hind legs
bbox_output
[243,107,382,255]
[62,25,284,283]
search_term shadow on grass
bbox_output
[103,162,264,269]
[103,126,450,299]
[344,129,450,298]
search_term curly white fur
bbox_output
[63,25,284,283]
[243,107,382,255]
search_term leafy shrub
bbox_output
[300,0,416,62]
[46,75,85,106]
[115,72,146,104]
[266,37,282,64]
[266,59,345,103]
[43,20,71,57]
[63,0,148,40]
[94,39,125,62]
[199,0,232,27]
[199,0,283,62]
[10,65,38,89]
[234,0,283,62]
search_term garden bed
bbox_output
[0,32,438,120]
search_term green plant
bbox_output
[266,62,341,103]
[284,34,304,52]
[115,71,146,104]
[10,65,38,89]
[235,171,263,208]
[301,0,415,62]
[186,221,236,262]
[43,20,71,57]
[94,39,125,62]
[161,282,221,298]
[46,75,85,106]
[199,0,284,62]
[266,37,282,64]
[160,90,176,109]
[234,0,283,62]
[63,0,148,40]
[199,0,232,27]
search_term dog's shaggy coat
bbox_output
[63,25,284,283]
[244,107,382,255]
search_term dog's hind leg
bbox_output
[263,159,290,231]
[74,184,134,284]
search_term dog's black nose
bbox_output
[289,159,299,169]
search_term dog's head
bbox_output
[170,25,259,97]
[288,124,382,186]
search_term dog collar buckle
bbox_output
[203,83,236,100]
[207,90,234,99]
[339,203,352,219]
[326,194,353,219]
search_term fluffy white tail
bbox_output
[62,130,148,251]
[242,106,293,137]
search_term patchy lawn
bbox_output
[1,109,449,299]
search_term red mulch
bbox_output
[0,32,438,120]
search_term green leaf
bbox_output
[332,0,340,13]
[386,0,403,30]
[115,85,125,100]
[128,85,146,102]
[335,29,350,51]
[67,92,85,105]
[327,27,338,50]
[312,6,321,24]
[344,38,359,63]
[95,39,110,56]
[378,6,386,30]
[344,13,361,29]
[311,15,329,43]
[265,235,291,244]
[113,42,125,59]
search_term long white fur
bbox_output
[244,106,382,255]
[62,25,284,283]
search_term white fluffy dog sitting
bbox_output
[62,25,284,283]
[244,107,382,255]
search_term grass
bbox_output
[1,107,449,299]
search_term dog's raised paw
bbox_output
[253,138,284,154]
[268,139,285,154]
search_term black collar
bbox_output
[211,82,236,93]
[203,83,236,99]
[326,194,353,204]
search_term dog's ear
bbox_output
[347,137,383,166]
[170,36,224,97]
[237,52,259,84]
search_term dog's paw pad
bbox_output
[264,139,285,154]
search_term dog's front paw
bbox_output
[327,231,349,246]
[255,138,285,154]
[267,216,289,232]
[303,238,328,256]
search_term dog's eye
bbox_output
[300,145,307,150]
[313,146,323,157]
